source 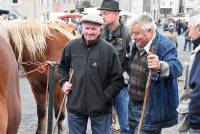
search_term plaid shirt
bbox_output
[129,48,147,102]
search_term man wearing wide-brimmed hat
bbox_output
[58,13,124,134]
[98,0,131,133]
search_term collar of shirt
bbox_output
[105,24,121,39]
[81,35,100,47]
[191,43,200,63]
[144,32,156,53]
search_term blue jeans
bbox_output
[111,87,130,134]
[128,100,162,134]
[189,128,200,134]
[68,112,111,134]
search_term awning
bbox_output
[58,13,83,20]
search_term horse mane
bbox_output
[0,20,51,61]
[48,21,80,40]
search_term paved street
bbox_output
[18,33,190,134]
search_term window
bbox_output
[40,0,44,5]
[162,1,165,6]
[91,0,95,5]
[13,0,18,3]
[40,0,48,6]
[170,1,173,6]
[56,0,61,3]
[53,0,60,3]
[44,0,48,5]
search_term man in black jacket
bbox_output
[187,6,200,134]
[98,0,131,133]
[57,13,124,134]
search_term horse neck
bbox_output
[45,29,69,61]
[9,38,33,62]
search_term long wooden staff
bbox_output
[52,69,73,134]
[137,48,155,134]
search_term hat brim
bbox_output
[81,20,104,25]
[97,8,121,12]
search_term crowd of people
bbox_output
[161,16,193,52]
[57,0,200,134]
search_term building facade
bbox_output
[2,0,200,22]
[184,0,200,13]
[150,0,200,20]
[159,0,179,17]
[0,0,76,22]
[0,0,52,22]
[93,0,150,17]
[150,0,160,21]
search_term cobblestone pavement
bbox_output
[18,33,190,134]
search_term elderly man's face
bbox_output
[188,24,200,41]
[100,10,119,25]
[131,23,151,49]
[82,23,102,42]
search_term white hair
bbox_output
[188,6,200,27]
[131,13,157,32]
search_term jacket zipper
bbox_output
[85,47,90,112]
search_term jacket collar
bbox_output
[81,35,101,47]
[133,31,160,53]
[105,23,122,37]
[144,32,156,53]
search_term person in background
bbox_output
[164,24,178,48]
[76,22,82,34]
[98,0,131,133]
[176,19,183,35]
[128,13,183,134]
[187,6,200,134]
[57,13,124,134]
[184,28,192,52]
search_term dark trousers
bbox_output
[184,40,192,52]
[128,100,162,134]
[68,112,111,134]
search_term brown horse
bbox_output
[0,35,21,134]
[0,20,79,134]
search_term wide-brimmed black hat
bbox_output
[98,0,121,12]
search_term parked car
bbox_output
[0,5,23,20]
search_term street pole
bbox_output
[35,0,37,20]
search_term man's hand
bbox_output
[62,82,72,95]
[147,53,160,71]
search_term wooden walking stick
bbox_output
[52,69,73,134]
[137,48,156,134]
